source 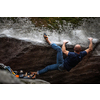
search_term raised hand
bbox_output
[63,40,68,44]
[88,37,93,41]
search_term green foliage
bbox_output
[31,17,85,29]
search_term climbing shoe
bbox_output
[44,33,48,40]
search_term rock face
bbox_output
[0,36,100,84]
[20,79,50,84]
[0,70,23,84]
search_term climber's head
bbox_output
[74,44,82,53]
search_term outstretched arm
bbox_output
[62,40,69,56]
[85,38,93,54]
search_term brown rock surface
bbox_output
[0,37,100,84]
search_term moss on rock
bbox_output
[30,17,85,29]
[0,17,94,30]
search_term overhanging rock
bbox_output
[0,37,100,84]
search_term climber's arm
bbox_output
[62,41,69,56]
[85,38,93,54]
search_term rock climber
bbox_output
[31,33,93,79]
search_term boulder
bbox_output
[0,36,100,83]
[0,70,23,84]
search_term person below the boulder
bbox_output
[31,33,93,79]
